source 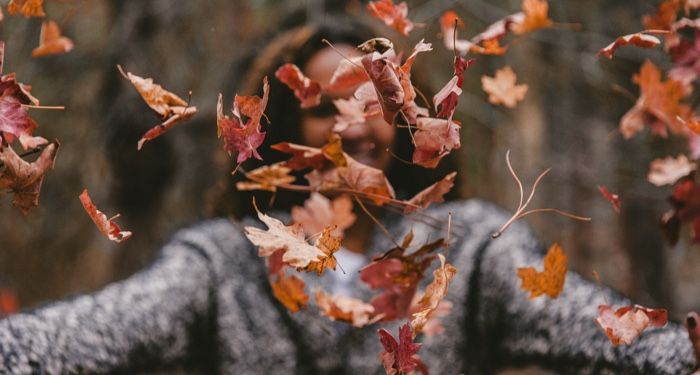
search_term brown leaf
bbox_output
[31,20,74,58]
[647,155,697,186]
[597,31,663,59]
[316,290,378,327]
[596,304,667,346]
[481,66,528,108]
[410,254,457,334]
[291,193,356,237]
[274,63,322,109]
[305,225,342,275]
[79,189,132,243]
[244,202,325,268]
[271,273,308,313]
[517,243,567,299]
[236,163,295,192]
[404,171,456,213]
[0,142,58,214]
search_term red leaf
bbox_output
[597,31,663,59]
[367,0,414,36]
[434,57,475,120]
[361,51,404,125]
[412,117,461,168]
[598,185,621,214]
[274,63,322,109]
[596,304,667,346]
[327,57,369,92]
[0,142,58,214]
[217,77,269,164]
[404,171,456,213]
[79,189,132,243]
[378,323,424,375]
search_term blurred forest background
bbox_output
[0,0,697,351]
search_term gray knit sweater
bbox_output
[0,199,695,374]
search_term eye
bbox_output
[302,99,336,118]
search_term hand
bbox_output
[687,312,700,373]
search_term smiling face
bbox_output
[300,45,396,169]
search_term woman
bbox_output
[0,17,696,375]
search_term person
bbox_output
[0,16,696,375]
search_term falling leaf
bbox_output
[517,243,567,299]
[598,185,621,214]
[620,60,690,139]
[404,171,457,214]
[642,0,680,31]
[244,202,325,268]
[316,290,378,327]
[367,0,414,36]
[660,176,700,245]
[217,77,269,164]
[410,254,457,334]
[291,193,356,237]
[378,323,425,375]
[648,155,697,186]
[411,117,461,168]
[327,57,369,92]
[333,97,370,133]
[596,304,667,346]
[274,63,322,109]
[271,142,326,171]
[305,225,341,275]
[78,188,132,243]
[0,142,58,214]
[31,20,74,58]
[417,300,452,337]
[236,163,295,192]
[117,65,198,150]
[440,11,473,55]
[434,57,475,120]
[597,32,663,59]
[7,0,44,18]
[481,66,528,108]
[361,51,405,125]
[511,0,553,35]
[271,273,308,313]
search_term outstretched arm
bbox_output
[0,233,218,374]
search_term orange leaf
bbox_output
[236,162,295,192]
[596,304,667,346]
[367,0,414,36]
[404,171,457,213]
[79,189,132,243]
[305,225,342,275]
[410,254,457,334]
[31,20,74,58]
[642,0,680,31]
[517,243,567,299]
[512,0,553,35]
[597,31,663,59]
[291,193,356,237]
[316,290,377,327]
[481,66,528,108]
[0,142,58,214]
[7,0,43,18]
[271,273,308,313]
[117,65,197,150]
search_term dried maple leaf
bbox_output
[117,65,197,150]
[441,11,473,55]
[648,155,697,186]
[217,77,269,164]
[270,273,308,313]
[79,188,132,243]
[660,176,700,245]
[597,31,663,59]
[434,57,475,120]
[291,193,356,237]
[598,185,621,214]
[417,299,452,337]
[7,0,43,17]
[642,0,680,31]
[378,323,426,375]
[271,142,325,170]
[327,57,369,92]
[333,97,370,133]
[404,171,456,214]
[481,66,528,108]
[411,117,461,168]
[517,243,567,299]
[236,162,295,192]
[620,60,690,139]
[316,290,378,327]
[31,20,74,58]
[367,0,414,36]
[410,254,457,334]
[305,225,341,275]
[596,304,667,346]
[361,51,405,125]
[511,0,553,35]
[0,142,58,214]
[274,63,322,109]
[360,234,444,321]
[244,202,325,268]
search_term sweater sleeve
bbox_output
[0,223,223,374]
[457,200,696,374]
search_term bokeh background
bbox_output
[0,0,697,372]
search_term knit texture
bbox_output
[0,199,694,374]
